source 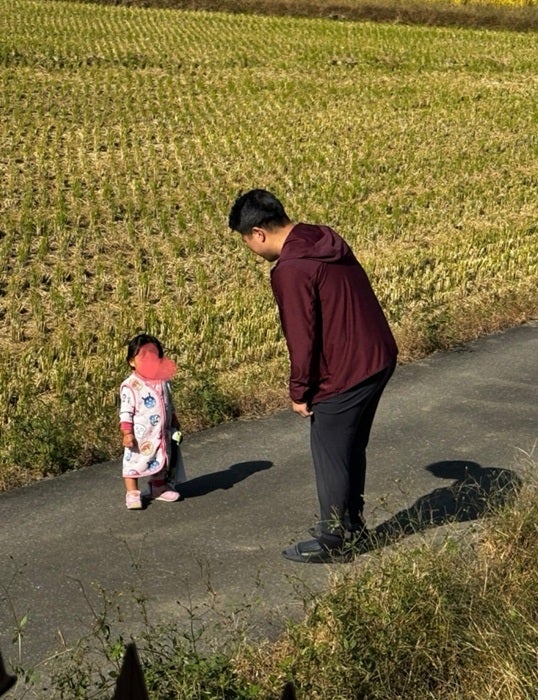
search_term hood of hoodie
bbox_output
[278,223,353,264]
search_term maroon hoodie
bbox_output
[270,223,398,404]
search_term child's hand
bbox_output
[123,433,136,449]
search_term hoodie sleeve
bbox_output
[119,382,136,425]
[271,259,319,403]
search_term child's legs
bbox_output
[148,465,179,502]
[124,477,143,509]
[148,463,169,488]
[124,477,138,492]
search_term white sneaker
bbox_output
[150,479,179,502]
[126,490,142,510]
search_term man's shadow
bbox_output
[370,460,522,549]
[180,460,273,498]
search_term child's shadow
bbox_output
[370,460,522,549]
[180,460,273,498]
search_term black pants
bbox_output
[310,362,395,549]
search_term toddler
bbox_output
[119,333,185,509]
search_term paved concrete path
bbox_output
[1,322,536,693]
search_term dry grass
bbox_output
[232,478,538,699]
[0,0,537,489]
[73,0,538,32]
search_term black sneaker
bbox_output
[282,539,352,564]
[308,515,367,541]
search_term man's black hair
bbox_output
[228,189,290,234]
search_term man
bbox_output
[228,189,398,563]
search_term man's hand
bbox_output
[292,401,313,418]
